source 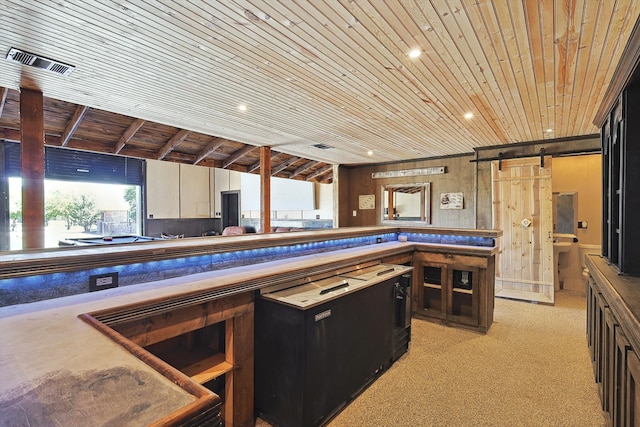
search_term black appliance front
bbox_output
[392,273,412,361]
[255,277,396,427]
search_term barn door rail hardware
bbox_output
[471,149,545,170]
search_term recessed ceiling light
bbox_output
[409,49,421,58]
[464,112,474,120]
[238,104,248,112]
[367,150,373,156]
[545,128,553,133]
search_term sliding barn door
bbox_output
[492,157,554,304]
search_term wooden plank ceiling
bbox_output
[0,1,638,182]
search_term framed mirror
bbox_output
[553,192,577,234]
[381,183,431,225]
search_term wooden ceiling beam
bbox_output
[0,127,21,142]
[272,156,301,175]
[0,127,64,145]
[114,118,145,154]
[60,105,88,147]
[222,145,256,169]
[306,164,333,181]
[157,129,191,160]
[194,137,226,165]
[291,160,319,178]
[0,87,7,118]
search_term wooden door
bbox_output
[491,157,554,304]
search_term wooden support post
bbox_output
[421,186,426,221]
[0,144,9,250]
[225,310,254,427]
[20,88,45,249]
[260,146,271,234]
[387,188,395,220]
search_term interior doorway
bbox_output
[221,190,240,229]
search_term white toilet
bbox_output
[579,244,601,279]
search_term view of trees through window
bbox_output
[9,178,141,250]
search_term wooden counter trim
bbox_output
[0,226,501,279]
[150,396,222,427]
[586,255,640,353]
[108,293,254,347]
[413,242,498,258]
[400,227,502,238]
[78,312,221,426]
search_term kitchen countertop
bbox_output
[0,240,496,426]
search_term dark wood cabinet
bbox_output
[626,348,640,427]
[412,250,494,333]
[586,256,640,426]
[601,80,640,276]
[615,327,631,426]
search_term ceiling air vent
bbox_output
[5,48,75,76]
[312,143,333,150]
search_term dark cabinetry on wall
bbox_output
[601,81,640,275]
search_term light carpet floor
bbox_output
[257,291,605,426]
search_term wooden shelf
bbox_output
[423,283,441,289]
[182,353,233,384]
[452,287,473,295]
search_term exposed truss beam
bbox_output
[306,164,332,181]
[0,87,7,118]
[291,160,319,178]
[60,105,88,147]
[114,118,145,154]
[272,156,301,175]
[222,145,256,169]
[157,129,191,160]
[194,137,226,165]
[0,127,64,145]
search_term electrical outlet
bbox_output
[89,272,118,292]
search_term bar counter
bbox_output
[0,227,500,426]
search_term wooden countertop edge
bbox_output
[412,242,498,256]
[0,226,502,278]
[78,312,221,426]
[586,255,640,352]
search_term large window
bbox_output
[3,143,144,251]
[8,178,141,250]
